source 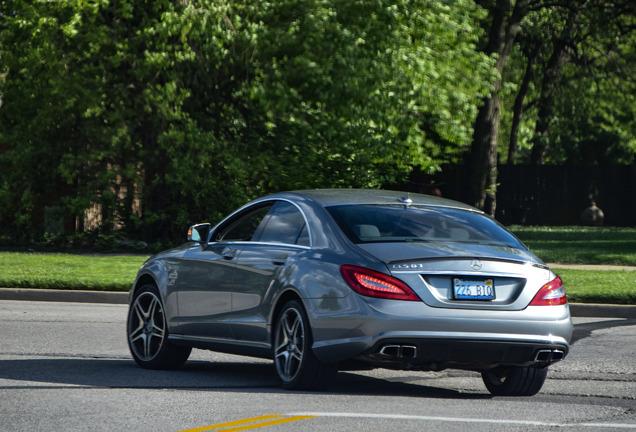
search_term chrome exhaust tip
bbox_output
[551,350,565,361]
[401,345,417,358]
[379,345,401,357]
[534,349,565,363]
[378,344,418,359]
[535,350,552,362]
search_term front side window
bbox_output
[217,204,273,242]
[327,204,524,249]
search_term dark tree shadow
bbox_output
[0,357,489,399]
[571,318,636,344]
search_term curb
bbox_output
[1,288,635,319]
[0,288,129,305]
[568,303,636,319]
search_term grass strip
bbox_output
[0,252,148,292]
[555,268,636,305]
[510,226,636,266]
[1,252,635,305]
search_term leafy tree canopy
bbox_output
[0,0,494,242]
[499,0,636,165]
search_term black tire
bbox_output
[273,300,336,390]
[481,365,548,396]
[127,284,191,369]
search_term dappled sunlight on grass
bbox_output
[1,226,635,304]
[0,252,148,291]
[509,226,636,266]
[558,269,636,305]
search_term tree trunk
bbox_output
[508,47,538,165]
[530,45,569,164]
[469,95,501,213]
[468,0,528,214]
[530,10,581,165]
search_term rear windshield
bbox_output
[326,204,524,248]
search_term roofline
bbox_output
[275,189,481,213]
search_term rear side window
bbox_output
[326,204,523,248]
[257,201,310,246]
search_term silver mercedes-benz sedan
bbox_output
[127,189,572,396]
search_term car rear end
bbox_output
[351,257,571,371]
[315,199,572,373]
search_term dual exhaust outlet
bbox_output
[379,344,418,359]
[534,349,565,363]
[378,345,565,364]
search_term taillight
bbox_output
[340,265,420,301]
[530,276,567,306]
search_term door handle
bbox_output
[222,247,237,260]
[272,254,288,266]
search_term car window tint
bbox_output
[296,223,310,247]
[257,201,309,246]
[327,204,524,248]
[218,204,272,242]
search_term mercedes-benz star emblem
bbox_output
[470,260,482,270]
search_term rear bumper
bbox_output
[307,291,573,371]
[312,328,570,368]
[358,338,568,371]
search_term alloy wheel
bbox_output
[128,291,166,362]
[274,306,305,383]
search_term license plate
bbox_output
[453,278,494,300]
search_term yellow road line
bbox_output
[179,415,316,432]
[179,415,283,432]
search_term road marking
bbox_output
[289,412,636,429]
[179,415,316,432]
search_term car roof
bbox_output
[281,189,480,212]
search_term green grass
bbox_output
[509,226,636,266]
[555,269,636,305]
[1,225,636,304]
[0,253,149,292]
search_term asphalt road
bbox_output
[0,300,635,432]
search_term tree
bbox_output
[500,0,635,166]
[467,0,530,215]
[466,0,635,215]
[529,4,583,164]
[530,0,636,165]
[548,41,636,165]
[0,0,495,243]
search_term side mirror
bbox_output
[187,223,211,250]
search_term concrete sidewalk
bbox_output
[1,287,634,319]
[548,263,636,271]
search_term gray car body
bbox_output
[130,189,572,372]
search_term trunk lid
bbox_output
[358,241,552,311]
[357,241,540,265]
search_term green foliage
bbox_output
[510,226,636,266]
[499,0,636,165]
[0,0,496,241]
[547,46,636,165]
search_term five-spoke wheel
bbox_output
[275,304,305,383]
[127,284,190,369]
[274,300,335,390]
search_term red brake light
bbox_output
[530,276,567,306]
[340,265,420,301]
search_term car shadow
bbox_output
[327,371,489,399]
[571,318,636,344]
[0,357,489,399]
